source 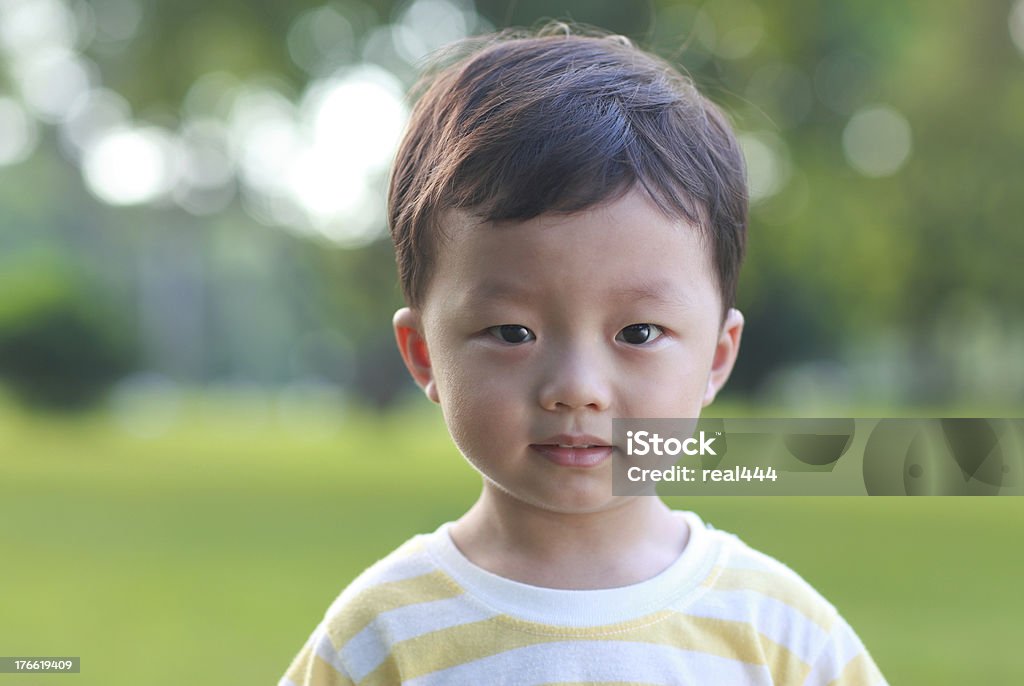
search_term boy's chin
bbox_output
[507,490,643,517]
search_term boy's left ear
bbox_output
[703,308,744,407]
[393,307,440,404]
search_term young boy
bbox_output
[281,27,887,686]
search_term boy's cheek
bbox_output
[632,363,713,415]
[445,391,524,457]
[441,367,509,409]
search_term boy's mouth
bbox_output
[531,435,613,468]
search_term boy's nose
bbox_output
[537,346,612,412]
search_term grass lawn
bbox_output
[1,395,1022,684]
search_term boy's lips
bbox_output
[530,434,614,468]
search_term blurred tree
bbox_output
[0,259,137,409]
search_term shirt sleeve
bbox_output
[802,615,888,686]
[279,623,356,686]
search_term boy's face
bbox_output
[394,188,743,514]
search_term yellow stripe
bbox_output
[283,645,356,686]
[644,612,810,684]
[616,613,772,666]
[704,566,836,633]
[361,610,811,683]
[757,627,813,685]
[827,652,885,686]
[324,570,462,650]
[359,615,566,683]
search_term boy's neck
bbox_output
[449,489,689,590]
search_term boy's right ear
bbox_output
[393,308,439,404]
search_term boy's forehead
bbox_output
[435,194,712,259]
[427,192,721,308]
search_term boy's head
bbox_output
[389,26,748,317]
[390,27,748,513]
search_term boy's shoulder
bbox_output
[696,517,842,628]
[319,531,459,636]
[687,519,889,685]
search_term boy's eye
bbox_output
[616,323,663,345]
[487,324,535,344]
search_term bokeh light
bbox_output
[82,125,176,205]
[58,87,131,156]
[88,0,143,46]
[842,105,912,177]
[14,49,96,122]
[0,0,79,56]
[1,0,417,243]
[394,0,477,63]
[739,130,791,202]
[1010,0,1024,56]
[287,4,356,75]
[0,95,38,165]
[173,118,235,215]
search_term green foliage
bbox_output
[0,259,136,410]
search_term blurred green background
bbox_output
[2,0,1023,683]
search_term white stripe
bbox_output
[342,595,496,681]
[363,543,434,585]
[385,594,497,642]
[802,616,873,686]
[278,678,298,686]
[676,588,828,663]
[406,640,773,686]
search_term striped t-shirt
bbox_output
[280,511,886,685]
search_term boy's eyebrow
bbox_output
[458,281,536,305]
[468,279,696,309]
[615,281,697,309]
